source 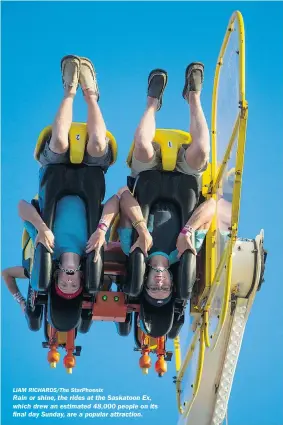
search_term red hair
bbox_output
[55,284,83,299]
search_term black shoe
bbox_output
[182,62,204,100]
[147,69,168,111]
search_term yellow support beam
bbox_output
[175,10,248,418]
[183,328,206,418]
[176,324,201,414]
[174,337,182,373]
[209,11,248,348]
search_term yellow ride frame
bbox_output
[175,10,248,417]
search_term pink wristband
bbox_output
[181,225,193,235]
[98,223,108,232]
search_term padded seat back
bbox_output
[124,170,199,337]
[124,170,199,299]
[22,196,40,277]
[134,313,158,349]
[28,165,106,332]
[31,164,105,294]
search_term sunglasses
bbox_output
[58,263,81,275]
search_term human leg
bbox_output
[79,57,112,169]
[131,70,168,176]
[39,55,80,165]
[186,198,216,231]
[180,63,210,173]
[192,198,215,252]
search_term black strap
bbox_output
[31,198,41,214]
[127,176,136,192]
[24,267,30,279]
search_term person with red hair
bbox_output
[2,54,118,312]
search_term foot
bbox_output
[60,55,81,95]
[182,62,204,101]
[147,69,168,111]
[79,57,99,101]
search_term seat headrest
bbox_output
[48,282,83,332]
[139,293,175,338]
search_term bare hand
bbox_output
[86,229,106,262]
[176,232,196,258]
[35,227,55,253]
[130,231,153,257]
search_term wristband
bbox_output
[97,223,108,232]
[99,219,109,227]
[13,292,26,304]
[181,225,194,235]
[98,219,109,232]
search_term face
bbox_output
[57,271,82,294]
[145,268,172,300]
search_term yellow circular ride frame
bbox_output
[208,10,248,350]
[175,10,248,417]
[175,323,205,417]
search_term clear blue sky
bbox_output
[2,2,283,425]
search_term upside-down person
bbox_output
[2,54,119,313]
[117,63,216,311]
[118,189,215,307]
[1,191,121,313]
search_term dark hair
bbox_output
[143,265,174,307]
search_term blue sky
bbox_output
[1,2,283,425]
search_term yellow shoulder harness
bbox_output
[126,128,211,197]
[34,123,117,165]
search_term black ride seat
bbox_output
[124,170,200,338]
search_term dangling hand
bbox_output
[130,230,153,257]
[35,226,55,253]
[86,229,107,262]
[176,232,196,258]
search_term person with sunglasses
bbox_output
[116,63,215,308]
[117,188,215,307]
[1,190,120,313]
[1,54,117,311]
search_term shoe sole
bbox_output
[60,55,81,88]
[182,62,204,99]
[147,68,168,111]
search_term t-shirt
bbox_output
[118,199,208,264]
[147,202,181,258]
[24,195,88,260]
